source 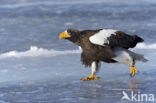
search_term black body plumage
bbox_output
[66,29,143,67]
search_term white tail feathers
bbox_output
[132,52,148,62]
[112,47,148,66]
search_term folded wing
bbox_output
[89,29,143,49]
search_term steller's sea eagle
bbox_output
[59,29,147,81]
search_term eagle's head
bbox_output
[59,29,80,40]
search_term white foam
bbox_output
[135,43,156,49]
[0,46,81,59]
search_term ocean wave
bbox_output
[0,43,155,59]
[0,46,81,59]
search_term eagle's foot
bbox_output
[81,77,99,81]
[81,73,99,81]
[130,66,139,77]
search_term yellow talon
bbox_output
[130,66,139,77]
[81,73,99,81]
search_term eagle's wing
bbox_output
[89,29,143,49]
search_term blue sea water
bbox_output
[0,0,156,103]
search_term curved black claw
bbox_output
[130,73,135,77]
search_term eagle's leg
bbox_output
[130,61,139,77]
[130,66,138,77]
[81,61,100,81]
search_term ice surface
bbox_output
[0,0,156,102]
[0,47,155,103]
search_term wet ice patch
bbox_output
[0,69,8,73]
[56,10,63,14]
[0,46,81,59]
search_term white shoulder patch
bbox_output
[89,29,117,46]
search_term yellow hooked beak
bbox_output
[59,32,70,39]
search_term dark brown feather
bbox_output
[79,30,116,67]
[66,29,143,67]
[106,31,143,49]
